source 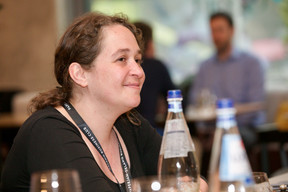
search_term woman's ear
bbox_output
[68,62,88,87]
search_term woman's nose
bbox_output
[130,60,145,78]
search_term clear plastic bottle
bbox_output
[208,98,254,192]
[158,89,200,192]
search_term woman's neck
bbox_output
[57,95,129,184]
[69,98,120,144]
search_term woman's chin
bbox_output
[127,98,141,109]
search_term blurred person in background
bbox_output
[1,12,208,192]
[133,21,176,135]
[188,11,266,175]
[188,11,266,150]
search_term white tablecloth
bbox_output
[269,172,288,186]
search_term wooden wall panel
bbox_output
[0,0,58,91]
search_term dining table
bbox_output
[185,101,265,122]
[0,113,28,128]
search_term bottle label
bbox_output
[219,134,254,185]
[216,114,236,130]
[161,119,195,159]
[168,101,182,113]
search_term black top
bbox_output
[137,58,176,127]
[0,106,162,192]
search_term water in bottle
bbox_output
[208,98,254,192]
[158,89,200,192]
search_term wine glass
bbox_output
[30,169,82,192]
[132,176,199,192]
[252,172,273,192]
[132,176,177,192]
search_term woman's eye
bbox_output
[117,57,126,62]
[135,58,143,65]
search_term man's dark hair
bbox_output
[210,11,234,27]
[133,21,153,52]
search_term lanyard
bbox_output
[63,102,132,192]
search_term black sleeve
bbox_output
[27,117,119,192]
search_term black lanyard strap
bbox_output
[114,130,132,191]
[63,102,132,192]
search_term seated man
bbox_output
[188,11,267,151]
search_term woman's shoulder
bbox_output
[12,106,82,160]
[18,106,77,138]
[22,107,66,127]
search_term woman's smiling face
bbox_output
[86,24,145,111]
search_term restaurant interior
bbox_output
[0,0,288,184]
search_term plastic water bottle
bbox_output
[208,98,254,192]
[158,89,200,192]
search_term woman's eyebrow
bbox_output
[111,48,130,58]
[111,48,142,57]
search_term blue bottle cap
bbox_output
[217,98,234,109]
[167,89,182,99]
